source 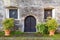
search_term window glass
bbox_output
[9,9,18,19]
[44,9,52,19]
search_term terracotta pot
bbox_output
[4,30,10,36]
[49,30,55,36]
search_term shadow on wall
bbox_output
[11,20,23,31]
[56,25,60,34]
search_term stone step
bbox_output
[14,33,42,37]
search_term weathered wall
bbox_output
[0,0,60,31]
[17,0,60,23]
[17,0,60,32]
[0,0,6,31]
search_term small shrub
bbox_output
[46,17,58,31]
[43,26,48,34]
[2,18,14,30]
[36,23,48,34]
[10,31,24,36]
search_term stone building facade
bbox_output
[0,0,60,32]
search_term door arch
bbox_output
[24,16,36,32]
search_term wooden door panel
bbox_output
[24,17,31,32]
[30,17,36,32]
[24,16,36,32]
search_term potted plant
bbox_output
[2,18,14,36]
[36,23,46,35]
[46,17,58,36]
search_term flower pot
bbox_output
[4,30,10,36]
[49,30,55,36]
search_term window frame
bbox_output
[44,8,55,19]
[6,8,20,20]
[44,9,52,19]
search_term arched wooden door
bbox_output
[24,16,36,32]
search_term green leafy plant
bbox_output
[2,18,14,30]
[43,26,48,34]
[46,17,58,31]
[36,23,46,34]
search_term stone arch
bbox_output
[24,15,36,32]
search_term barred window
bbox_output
[9,9,18,19]
[44,9,52,19]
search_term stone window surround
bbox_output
[44,8,55,19]
[5,7,20,20]
[22,14,38,32]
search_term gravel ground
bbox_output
[0,37,60,40]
